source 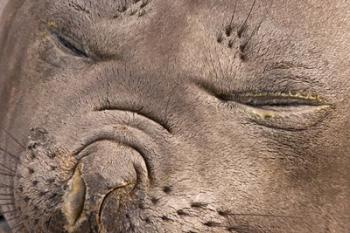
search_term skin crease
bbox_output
[0,0,350,232]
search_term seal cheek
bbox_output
[63,168,86,232]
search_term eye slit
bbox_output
[236,94,323,107]
[54,33,88,58]
[219,93,324,108]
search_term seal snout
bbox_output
[62,140,149,232]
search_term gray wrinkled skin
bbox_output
[1,0,350,232]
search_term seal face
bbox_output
[1,0,350,232]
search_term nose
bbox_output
[63,140,149,232]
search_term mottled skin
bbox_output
[0,0,350,232]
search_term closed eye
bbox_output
[197,81,332,131]
[54,33,88,58]
[219,92,325,109]
[220,92,331,131]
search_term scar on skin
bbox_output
[63,167,86,232]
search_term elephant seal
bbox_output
[1,0,350,232]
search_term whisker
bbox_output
[0,167,14,174]
[239,16,265,53]
[0,197,14,201]
[229,0,238,26]
[0,172,15,177]
[5,215,21,222]
[0,163,16,173]
[225,1,238,37]
[1,208,18,215]
[1,129,26,150]
[0,193,13,196]
[0,184,14,190]
[219,211,302,219]
[10,223,26,233]
[0,146,20,161]
[0,202,15,207]
[237,0,257,37]
[0,171,15,177]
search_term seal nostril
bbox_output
[63,167,86,232]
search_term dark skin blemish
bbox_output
[239,42,247,53]
[162,186,172,194]
[217,210,230,216]
[129,8,137,16]
[140,0,149,8]
[237,24,247,38]
[228,39,235,48]
[190,202,208,208]
[203,221,221,227]
[145,217,151,223]
[39,191,48,197]
[46,178,55,184]
[27,168,34,174]
[217,32,224,43]
[138,9,146,17]
[151,197,159,204]
[239,52,247,61]
[118,5,127,13]
[161,215,171,221]
[177,209,189,216]
[225,24,233,37]
[48,193,58,200]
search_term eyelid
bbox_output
[226,92,326,107]
[220,92,331,131]
[52,32,89,58]
[218,91,327,109]
[194,77,326,107]
[239,103,332,131]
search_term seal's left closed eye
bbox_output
[220,92,325,109]
[221,92,331,131]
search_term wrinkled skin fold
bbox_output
[0,0,350,232]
